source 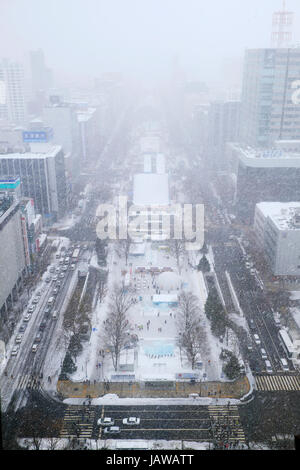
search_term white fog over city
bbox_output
[1,0,300,454]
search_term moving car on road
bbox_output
[32,344,38,353]
[253,334,261,345]
[97,417,114,426]
[122,417,140,425]
[15,334,23,344]
[103,426,120,435]
[11,346,19,356]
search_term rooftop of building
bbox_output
[133,173,169,206]
[256,202,300,231]
[0,143,62,159]
[228,143,300,168]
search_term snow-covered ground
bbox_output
[68,239,237,385]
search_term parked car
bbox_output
[23,314,31,322]
[59,272,65,278]
[19,324,27,333]
[97,417,114,426]
[253,334,261,345]
[11,346,19,356]
[249,319,255,331]
[103,426,120,435]
[122,417,140,425]
[27,305,36,314]
[32,297,39,304]
[15,334,23,344]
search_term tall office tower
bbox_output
[207,100,240,170]
[29,49,53,114]
[239,47,300,147]
[43,102,80,176]
[30,49,52,94]
[0,59,26,124]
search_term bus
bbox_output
[72,248,80,262]
[278,329,296,359]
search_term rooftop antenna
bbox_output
[271,0,294,48]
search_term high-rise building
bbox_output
[0,144,67,222]
[254,202,300,276]
[0,195,26,323]
[226,143,300,222]
[240,47,300,147]
[43,102,80,176]
[30,49,52,95]
[0,59,26,124]
[207,100,240,169]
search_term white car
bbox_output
[32,297,39,304]
[15,334,23,344]
[122,417,140,425]
[11,346,19,356]
[97,417,114,426]
[253,334,261,345]
[23,314,31,322]
[27,305,35,313]
[103,426,120,434]
[59,272,65,278]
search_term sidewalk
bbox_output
[57,375,250,400]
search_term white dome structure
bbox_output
[156,271,181,291]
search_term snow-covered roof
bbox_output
[152,294,178,303]
[256,202,300,230]
[156,271,181,291]
[133,173,169,206]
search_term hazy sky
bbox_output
[1,0,300,87]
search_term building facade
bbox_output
[0,59,26,124]
[240,48,300,148]
[254,202,300,276]
[0,197,26,321]
[226,143,300,222]
[0,145,67,222]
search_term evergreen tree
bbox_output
[62,351,77,375]
[223,355,241,380]
[197,255,210,273]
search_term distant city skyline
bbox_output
[1,0,300,88]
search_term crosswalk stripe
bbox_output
[256,375,300,391]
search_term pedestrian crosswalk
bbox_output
[255,374,300,392]
[208,405,245,443]
[17,374,42,391]
[60,405,96,439]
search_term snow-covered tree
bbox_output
[176,291,202,369]
[102,285,134,370]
